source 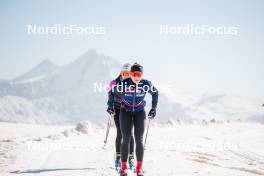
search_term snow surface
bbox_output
[1,121,264,176]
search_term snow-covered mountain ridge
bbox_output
[0,49,263,124]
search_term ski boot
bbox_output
[119,161,128,176]
[115,153,121,173]
[115,160,121,173]
[128,154,136,173]
[136,161,144,176]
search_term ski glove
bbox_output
[107,107,115,116]
[148,108,156,119]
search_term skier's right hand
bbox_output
[148,108,156,119]
[107,106,115,115]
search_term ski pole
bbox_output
[144,117,152,149]
[103,114,113,148]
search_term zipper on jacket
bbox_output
[133,86,136,112]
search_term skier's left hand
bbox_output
[107,106,115,115]
[148,108,156,119]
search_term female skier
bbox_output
[108,63,159,176]
[107,63,135,172]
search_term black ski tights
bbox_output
[120,109,146,162]
[114,108,134,159]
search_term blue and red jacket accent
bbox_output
[108,78,158,112]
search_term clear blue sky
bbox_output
[0,0,263,98]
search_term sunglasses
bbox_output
[131,71,143,77]
[122,71,130,77]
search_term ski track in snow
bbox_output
[0,122,264,176]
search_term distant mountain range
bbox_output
[0,49,263,124]
[0,49,121,123]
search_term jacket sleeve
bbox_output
[147,81,159,109]
[107,80,116,108]
[107,80,123,108]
